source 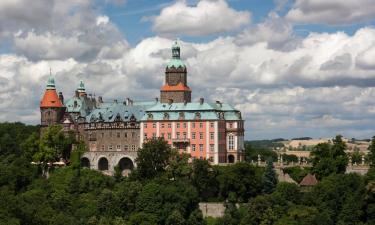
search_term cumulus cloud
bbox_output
[2,0,375,139]
[150,0,251,36]
[286,0,375,25]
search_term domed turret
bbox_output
[160,40,191,103]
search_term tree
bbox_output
[311,135,348,179]
[33,125,75,178]
[262,158,278,194]
[191,159,219,201]
[135,138,175,179]
[368,136,375,167]
[166,210,185,225]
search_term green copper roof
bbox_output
[46,75,56,90]
[167,59,186,68]
[77,80,85,91]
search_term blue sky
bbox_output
[102,0,375,45]
[1,0,375,139]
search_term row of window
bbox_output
[144,122,215,129]
[144,132,216,140]
[89,132,137,139]
[101,144,137,151]
[191,144,215,152]
[191,156,214,162]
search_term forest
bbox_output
[1,122,375,225]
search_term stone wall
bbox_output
[199,203,225,218]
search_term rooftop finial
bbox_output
[172,39,180,59]
[46,68,55,90]
[77,80,86,92]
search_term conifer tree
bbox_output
[262,158,278,194]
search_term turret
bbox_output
[40,73,65,127]
[160,40,191,103]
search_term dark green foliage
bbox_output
[244,143,278,162]
[217,162,263,202]
[368,136,375,167]
[262,159,278,194]
[135,138,175,180]
[1,122,375,225]
[282,166,310,183]
[311,135,349,179]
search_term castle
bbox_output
[40,41,245,175]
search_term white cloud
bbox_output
[96,15,109,26]
[150,0,251,36]
[286,0,375,25]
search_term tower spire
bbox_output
[46,68,56,90]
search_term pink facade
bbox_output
[141,119,244,164]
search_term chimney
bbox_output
[168,99,173,105]
[199,98,204,105]
[155,97,159,103]
[58,92,64,104]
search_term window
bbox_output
[210,144,214,151]
[192,123,195,128]
[210,122,214,128]
[168,123,171,128]
[101,145,105,151]
[209,157,214,162]
[132,132,135,138]
[153,123,156,128]
[161,133,165,138]
[229,135,234,150]
[176,132,180,139]
[229,123,233,128]
[116,145,121,150]
[117,132,120,138]
[124,132,128,138]
[199,122,203,128]
[192,144,196,151]
[152,133,156,138]
[144,123,147,128]
[199,132,203,140]
[144,133,148,139]
[183,132,187,139]
[131,145,136,151]
[183,123,186,128]
[210,132,214,140]
[177,123,180,128]
[192,132,196,139]
[108,145,113,150]
[161,123,165,128]
[168,133,171,139]
[124,145,129,151]
[101,133,104,138]
[199,144,203,152]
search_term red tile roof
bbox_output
[299,174,318,186]
[40,90,63,108]
[161,82,191,92]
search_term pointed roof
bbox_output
[40,74,63,108]
[299,174,318,186]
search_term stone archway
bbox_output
[81,157,90,168]
[98,157,109,171]
[228,155,235,163]
[118,157,134,176]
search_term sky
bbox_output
[1,0,375,140]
